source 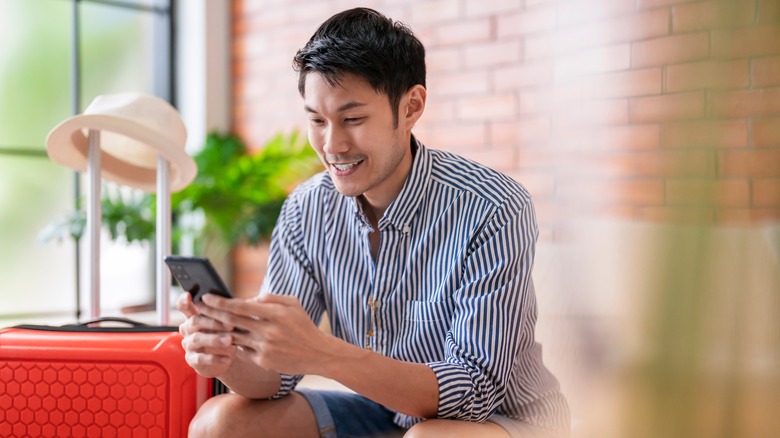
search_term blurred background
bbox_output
[1,0,779,436]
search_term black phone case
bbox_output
[164,256,233,302]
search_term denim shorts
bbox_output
[296,389,405,438]
[296,389,560,438]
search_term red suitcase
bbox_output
[0,319,213,438]
[0,93,221,437]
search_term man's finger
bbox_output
[201,293,278,321]
[176,292,198,317]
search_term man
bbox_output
[178,7,570,437]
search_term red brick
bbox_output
[605,8,671,43]
[243,50,299,75]
[418,97,457,124]
[506,170,556,198]
[490,121,520,146]
[457,94,518,121]
[588,125,663,150]
[666,178,751,207]
[465,0,522,18]
[559,178,666,205]
[231,243,270,298]
[752,117,780,147]
[555,45,631,78]
[752,55,780,87]
[416,122,487,149]
[408,0,461,26]
[543,149,635,178]
[516,117,552,146]
[519,85,580,116]
[633,150,717,177]
[464,40,522,68]
[635,206,716,223]
[716,207,780,223]
[719,149,780,177]
[583,68,663,99]
[517,147,570,170]
[554,99,628,129]
[524,34,554,61]
[666,59,750,92]
[433,18,492,46]
[557,0,636,27]
[631,32,710,68]
[630,92,707,122]
[239,6,292,32]
[712,25,780,58]
[532,200,570,228]
[426,47,461,74]
[663,120,749,149]
[673,0,757,32]
[711,88,780,118]
[555,99,630,127]
[494,62,555,91]
[290,2,337,24]
[460,147,517,171]
[430,71,491,97]
[496,6,557,38]
[526,9,669,60]
[759,0,780,24]
[754,178,780,206]
[638,0,693,8]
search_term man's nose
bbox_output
[323,125,349,155]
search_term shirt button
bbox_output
[403,225,411,233]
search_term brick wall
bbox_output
[231,0,780,247]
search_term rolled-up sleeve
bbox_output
[425,198,538,422]
[260,193,325,398]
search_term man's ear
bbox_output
[402,84,427,128]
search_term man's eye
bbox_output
[345,117,364,123]
[309,118,325,125]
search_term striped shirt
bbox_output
[261,137,569,433]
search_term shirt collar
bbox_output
[377,135,431,233]
[349,135,431,233]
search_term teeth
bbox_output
[333,162,360,171]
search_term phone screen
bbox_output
[164,256,233,302]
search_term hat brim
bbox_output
[46,114,197,193]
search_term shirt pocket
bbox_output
[391,300,452,361]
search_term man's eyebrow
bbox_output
[337,101,367,112]
[304,101,367,113]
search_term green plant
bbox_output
[176,130,321,247]
[40,130,322,251]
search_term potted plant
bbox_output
[41,130,322,297]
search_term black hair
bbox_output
[292,7,426,126]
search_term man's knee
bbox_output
[189,393,252,437]
[189,392,320,438]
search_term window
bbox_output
[0,0,174,324]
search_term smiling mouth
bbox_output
[331,160,364,172]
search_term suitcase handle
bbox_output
[14,317,179,332]
[67,317,152,328]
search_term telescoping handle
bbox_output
[84,130,172,326]
[86,130,101,320]
[156,155,171,325]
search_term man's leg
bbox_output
[189,392,319,437]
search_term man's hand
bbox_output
[176,292,237,378]
[197,293,335,376]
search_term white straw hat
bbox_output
[45,92,197,193]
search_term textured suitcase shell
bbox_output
[0,325,209,438]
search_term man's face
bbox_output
[303,73,413,211]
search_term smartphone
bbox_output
[164,256,233,302]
